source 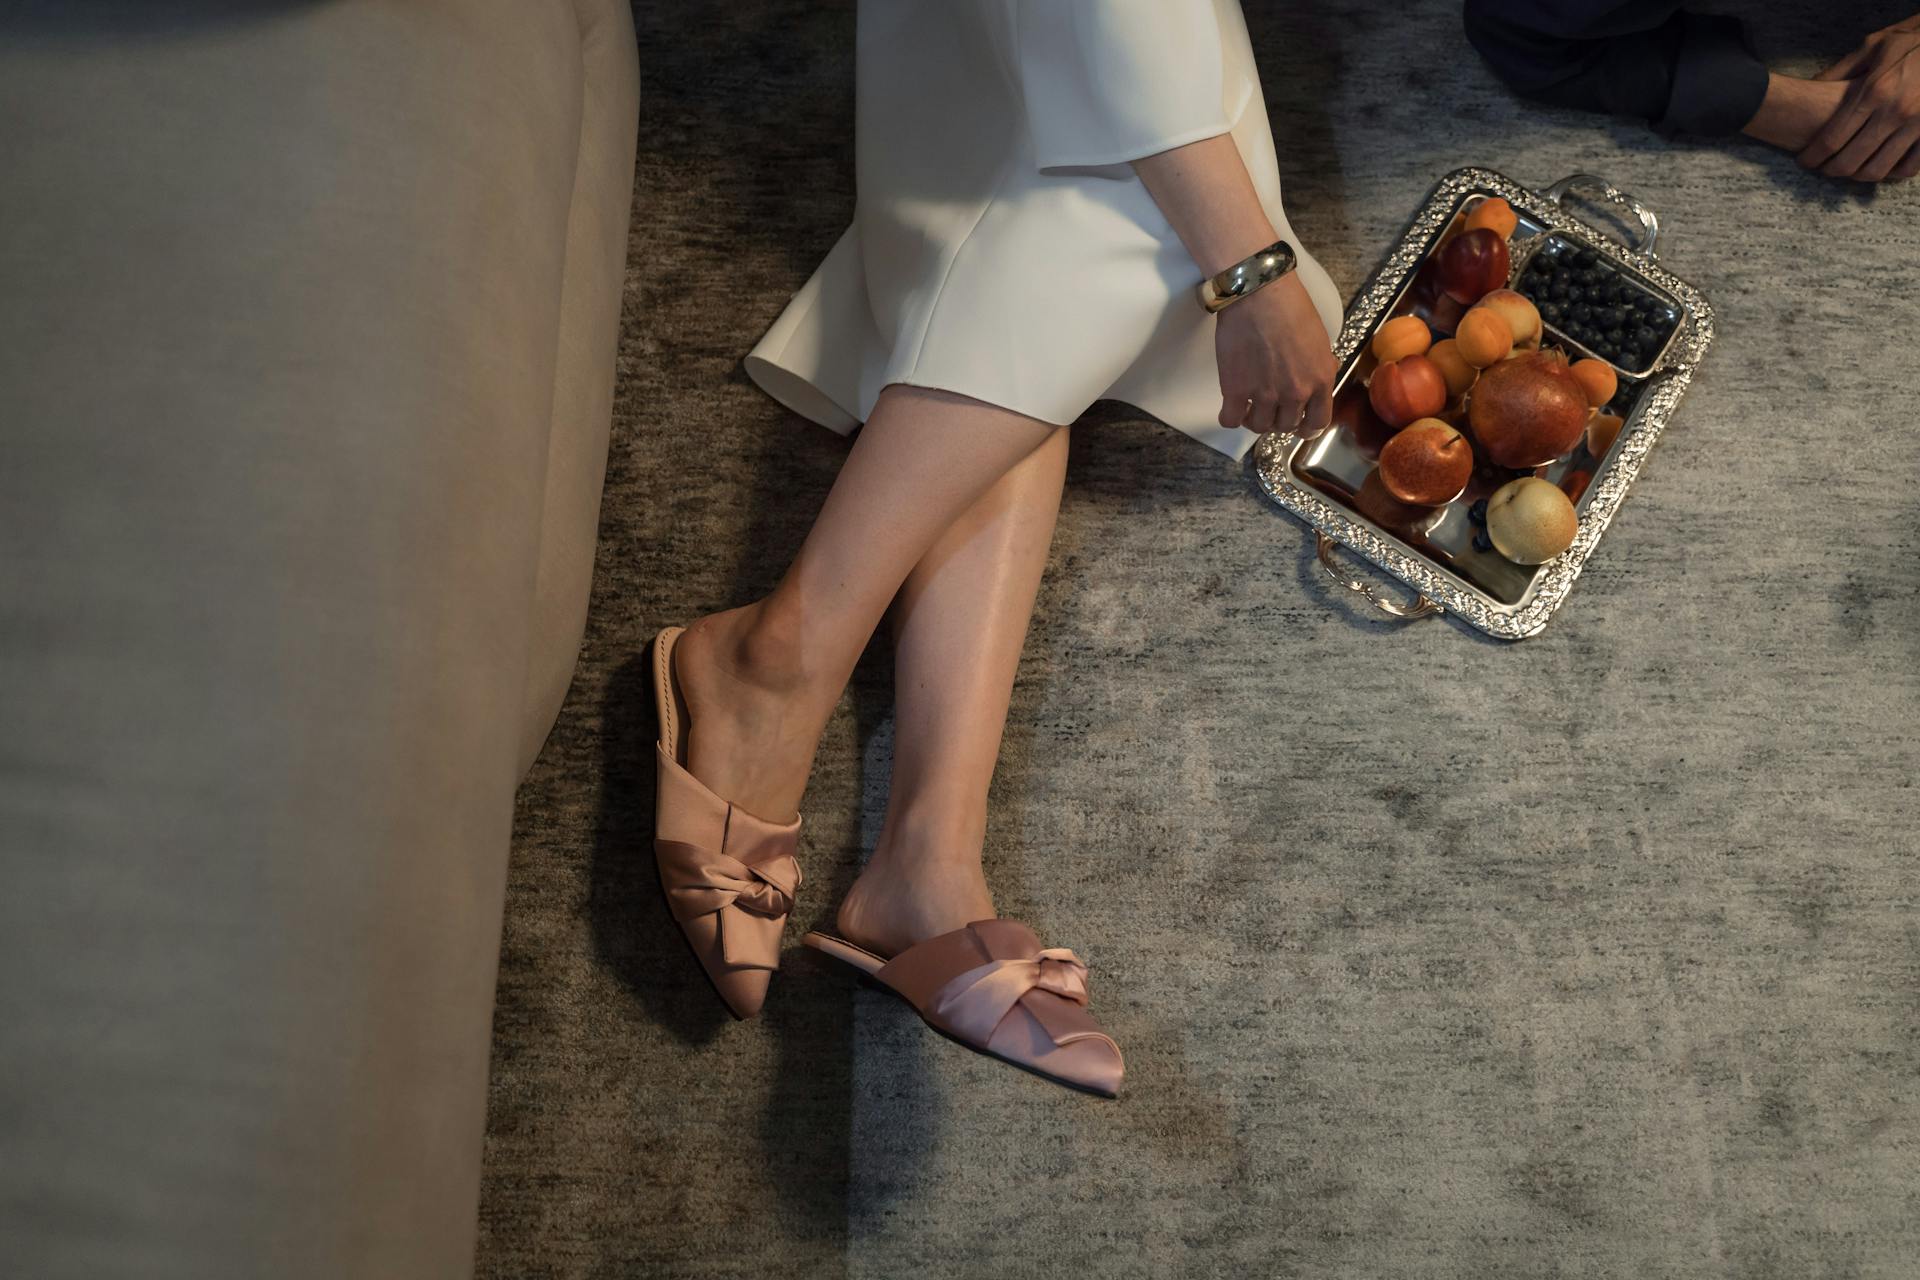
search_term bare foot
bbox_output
[835,843,996,958]
[673,601,833,822]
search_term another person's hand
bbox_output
[1798,14,1920,181]
[1742,73,1853,154]
[1214,273,1337,436]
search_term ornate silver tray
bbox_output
[1252,167,1714,641]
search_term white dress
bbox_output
[742,0,1345,461]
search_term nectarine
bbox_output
[1368,355,1448,429]
[1435,227,1510,306]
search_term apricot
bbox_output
[1371,314,1432,364]
[1427,338,1478,399]
[1475,288,1543,349]
[1465,196,1518,239]
[1586,412,1625,458]
[1570,358,1618,408]
[1455,307,1513,368]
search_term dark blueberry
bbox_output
[1574,249,1596,268]
[1550,277,1572,300]
[1601,306,1625,328]
[1471,528,1495,553]
[1566,285,1586,306]
[1468,497,1489,525]
[1633,325,1658,348]
[1571,302,1593,322]
[1621,347,1645,369]
[1605,326,1626,344]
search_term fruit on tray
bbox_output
[1486,476,1578,563]
[1454,307,1513,368]
[1562,470,1593,504]
[1368,354,1447,428]
[1426,338,1478,399]
[1570,358,1618,408]
[1473,289,1542,349]
[1467,348,1589,468]
[1465,196,1518,239]
[1518,240,1680,370]
[1379,418,1474,506]
[1371,315,1432,363]
[1435,227,1510,306]
[1586,412,1625,458]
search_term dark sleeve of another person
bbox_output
[1462,0,1770,136]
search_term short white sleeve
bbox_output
[1015,0,1251,173]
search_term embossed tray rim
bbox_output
[1252,166,1715,641]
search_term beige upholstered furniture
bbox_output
[0,3,639,1275]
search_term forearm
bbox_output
[1130,133,1280,277]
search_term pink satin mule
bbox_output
[652,625,804,1019]
[803,918,1124,1097]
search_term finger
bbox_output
[1217,393,1252,430]
[1269,398,1306,436]
[1799,97,1872,169]
[1814,48,1872,81]
[1247,395,1284,435]
[1822,110,1900,176]
[1856,121,1920,181]
[1890,136,1920,180]
[1299,385,1333,439]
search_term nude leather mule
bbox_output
[803,919,1124,1097]
[652,625,803,1019]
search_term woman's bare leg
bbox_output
[673,385,1060,821]
[833,427,1069,955]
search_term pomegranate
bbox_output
[1467,349,1589,468]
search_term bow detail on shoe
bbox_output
[655,836,803,971]
[929,945,1092,1047]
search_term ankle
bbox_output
[696,596,818,702]
[870,800,988,873]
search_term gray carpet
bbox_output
[477,2,1920,1275]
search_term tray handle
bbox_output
[1541,173,1661,256]
[1315,532,1445,621]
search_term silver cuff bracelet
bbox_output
[1197,239,1297,313]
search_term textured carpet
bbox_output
[477,2,1920,1275]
